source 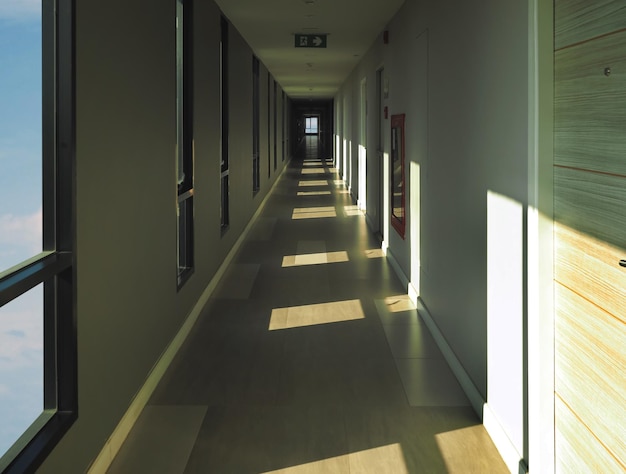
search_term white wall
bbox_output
[335,0,531,468]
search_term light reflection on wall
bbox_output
[486,190,524,458]
[409,162,421,300]
[358,144,367,211]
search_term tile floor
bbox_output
[107,153,507,473]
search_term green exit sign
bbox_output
[295,34,327,48]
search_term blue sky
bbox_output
[0,1,44,459]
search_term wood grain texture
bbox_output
[555,30,626,177]
[555,284,626,468]
[555,0,626,50]
[554,166,626,251]
[555,396,625,473]
[554,7,626,470]
[555,223,626,324]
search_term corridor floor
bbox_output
[107,156,507,473]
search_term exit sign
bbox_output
[295,34,327,48]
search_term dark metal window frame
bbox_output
[252,56,260,193]
[273,80,277,170]
[0,0,77,471]
[176,0,195,288]
[220,15,230,231]
[266,72,271,178]
[281,90,286,162]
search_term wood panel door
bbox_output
[554,1,626,470]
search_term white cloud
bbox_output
[0,289,43,371]
[0,0,40,21]
[0,209,42,256]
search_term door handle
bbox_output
[620,260,626,268]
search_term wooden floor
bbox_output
[107,152,507,473]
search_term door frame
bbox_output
[527,0,555,470]
[376,66,386,241]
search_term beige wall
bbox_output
[38,1,287,472]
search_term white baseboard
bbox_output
[407,280,419,304]
[483,403,525,474]
[385,248,409,290]
[87,163,289,473]
[382,233,522,474]
[411,297,485,417]
[385,250,484,415]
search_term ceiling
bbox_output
[215,0,405,99]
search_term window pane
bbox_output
[0,284,44,459]
[0,5,43,274]
[177,197,193,280]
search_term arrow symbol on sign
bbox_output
[313,36,323,46]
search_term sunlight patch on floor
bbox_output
[292,207,336,220]
[261,443,408,473]
[364,248,384,259]
[301,168,326,175]
[298,180,329,187]
[344,205,362,217]
[435,425,506,473]
[383,295,416,313]
[297,191,332,196]
[282,251,349,267]
[269,299,365,330]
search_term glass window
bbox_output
[176,0,194,285]
[0,0,77,470]
[273,80,277,170]
[267,72,271,178]
[281,90,286,162]
[252,56,260,193]
[0,0,43,276]
[0,285,43,460]
[305,116,318,134]
[220,16,230,229]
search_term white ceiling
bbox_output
[215,0,405,99]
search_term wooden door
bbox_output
[554,1,626,470]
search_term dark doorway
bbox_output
[291,99,333,160]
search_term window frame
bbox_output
[0,0,78,470]
[176,0,195,288]
[281,90,286,162]
[252,56,260,193]
[273,79,277,170]
[220,15,230,231]
[267,72,271,179]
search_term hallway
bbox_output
[106,157,507,473]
